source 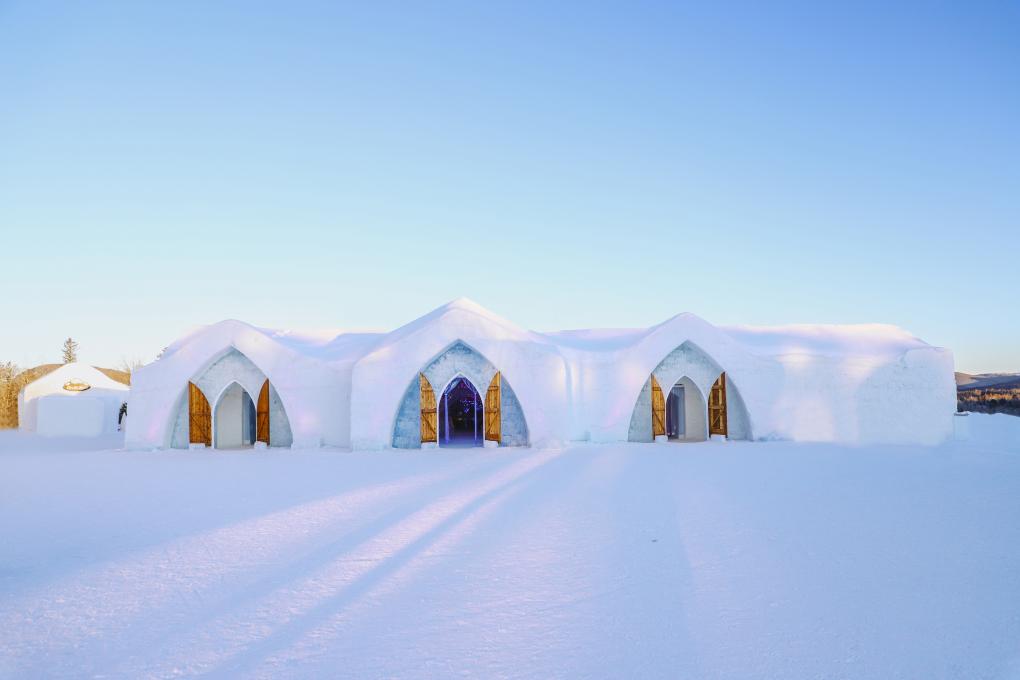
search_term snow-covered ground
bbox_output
[1,415,1019,679]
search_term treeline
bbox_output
[0,363,55,429]
[0,362,20,428]
[1,337,144,429]
[0,363,69,428]
[958,388,1020,417]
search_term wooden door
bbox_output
[188,382,211,446]
[709,372,728,437]
[485,372,501,443]
[650,375,666,437]
[420,373,437,444]
[256,380,270,445]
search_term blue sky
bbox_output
[1,1,1017,373]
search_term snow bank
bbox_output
[960,412,1020,448]
[1,415,1018,678]
[126,299,956,449]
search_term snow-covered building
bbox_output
[19,362,130,437]
[125,299,956,450]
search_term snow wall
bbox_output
[19,363,128,437]
[127,321,347,449]
[125,299,957,450]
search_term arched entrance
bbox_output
[214,382,257,449]
[664,376,708,442]
[391,341,529,449]
[628,341,752,442]
[438,377,483,447]
[169,348,294,449]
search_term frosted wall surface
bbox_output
[129,300,955,450]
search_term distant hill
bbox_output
[956,372,1020,391]
[955,372,977,387]
[0,364,131,429]
[95,367,131,386]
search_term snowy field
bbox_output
[2,416,1019,679]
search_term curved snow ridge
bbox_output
[259,328,388,364]
[720,322,934,360]
[538,327,648,352]
[540,315,935,363]
[152,302,936,367]
[357,297,548,363]
[155,299,549,369]
[136,319,312,389]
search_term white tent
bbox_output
[126,299,957,450]
[19,363,129,437]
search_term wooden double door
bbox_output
[188,380,273,447]
[650,373,727,440]
[419,372,501,446]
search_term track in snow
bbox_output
[1,421,1019,678]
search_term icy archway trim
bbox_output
[391,341,529,448]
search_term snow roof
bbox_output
[257,328,387,363]
[158,320,386,365]
[719,323,932,360]
[152,300,938,372]
[357,298,544,360]
[541,316,932,361]
[21,362,130,398]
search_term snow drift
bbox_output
[2,415,1017,678]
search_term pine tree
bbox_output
[62,337,79,364]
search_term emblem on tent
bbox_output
[62,380,91,392]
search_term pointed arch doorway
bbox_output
[438,377,483,447]
[629,341,751,442]
[214,382,257,449]
[663,376,707,441]
[172,348,294,449]
[393,342,529,449]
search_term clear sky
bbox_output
[1,1,1017,373]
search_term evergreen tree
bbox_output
[62,337,79,364]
